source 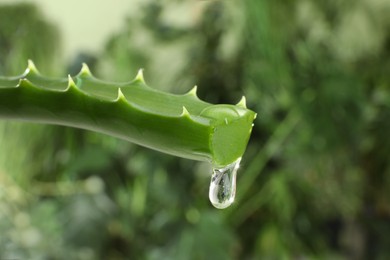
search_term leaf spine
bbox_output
[116,88,127,102]
[17,78,26,88]
[66,75,78,91]
[181,106,191,118]
[78,63,93,77]
[24,59,40,76]
[186,85,198,97]
[134,69,145,84]
[236,96,247,108]
[17,78,40,90]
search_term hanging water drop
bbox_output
[209,158,241,209]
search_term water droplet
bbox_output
[209,158,241,209]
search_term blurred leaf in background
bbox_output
[1,0,390,259]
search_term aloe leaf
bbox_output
[0,61,256,167]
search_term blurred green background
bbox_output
[1,0,390,259]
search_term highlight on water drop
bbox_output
[209,158,241,209]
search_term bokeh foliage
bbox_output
[1,0,390,259]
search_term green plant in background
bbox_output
[0,3,60,75]
[1,0,390,259]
